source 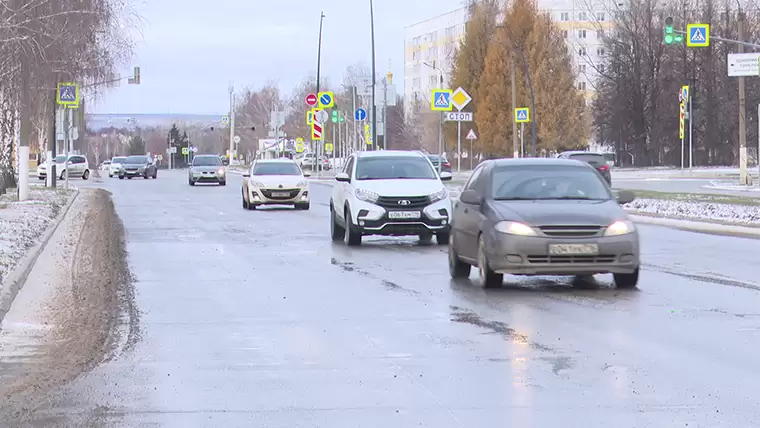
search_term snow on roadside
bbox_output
[0,188,74,286]
[623,198,760,226]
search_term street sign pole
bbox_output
[457,121,461,174]
[438,111,443,174]
[64,108,69,190]
[520,123,525,157]
[352,86,358,153]
[689,93,693,170]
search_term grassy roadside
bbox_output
[614,189,760,206]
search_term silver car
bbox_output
[188,155,226,186]
[448,158,639,289]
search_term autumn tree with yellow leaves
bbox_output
[463,0,587,157]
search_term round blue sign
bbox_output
[355,108,367,121]
[320,93,332,105]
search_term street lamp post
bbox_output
[369,0,377,150]
[497,24,537,156]
[423,61,444,173]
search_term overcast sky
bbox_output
[91,0,464,115]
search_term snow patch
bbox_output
[0,188,73,286]
[624,198,760,226]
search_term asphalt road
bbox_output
[10,169,760,426]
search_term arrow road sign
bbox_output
[444,112,473,121]
[305,93,318,106]
[686,23,709,47]
[317,91,334,108]
[451,87,472,111]
[466,129,477,140]
[56,82,79,105]
[515,108,530,123]
[431,89,453,111]
[306,110,314,125]
[728,52,760,77]
[355,108,367,121]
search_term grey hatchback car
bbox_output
[448,158,639,288]
[189,154,226,186]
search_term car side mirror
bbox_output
[439,171,453,181]
[335,172,350,182]
[459,189,482,205]
[242,173,250,177]
[616,190,635,205]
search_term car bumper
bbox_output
[349,198,452,236]
[120,170,144,176]
[191,173,225,183]
[484,231,639,275]
[248,187,309,205]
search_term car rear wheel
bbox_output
[448,236,471,279]
[82,169,90,180]
[330,204,345,241]
[614,267,639,289]
[477,235,503,288]
[119,175,124,180]
[436,232,450,245]
[344,208,362,246]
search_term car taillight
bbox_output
[443,162,451,167]
[597,165,609,172]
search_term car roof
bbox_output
[193,154,219,158]
[561,151,604,156]
[255,158,297,163]
[487,158,593,168]
[355,150,426,159]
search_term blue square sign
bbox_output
[56,82,79,105]
[686,24,709,47]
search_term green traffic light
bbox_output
[674,34,683,43]
[664,33,674,44]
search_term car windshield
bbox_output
[252,162,301,176]
[54,155,67,163]
[124,156,148,165]
[355,156,438,180]
[569,153,605,165]
[491,165,612,200]
[112,157,126,164]
[426,155,446,162]
[193,156,222,166]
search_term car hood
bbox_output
[191,166,222,172]
[488,199,627,226]
[355,179,444,197]
[250,175,306,187]
[123,163,147,168]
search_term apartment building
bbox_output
[403,0,617,114]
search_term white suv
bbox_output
[330,150,453,246]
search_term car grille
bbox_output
[376,195,430,209]
[261,189,299,199]
[527,255,616,264]
[538,225,602,237]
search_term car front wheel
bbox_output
[477,235,503,288]
[344,207,362,246]
[82,169,90,180]
[330,204,345,241]
[614,267,639,289]
[448,236,471,279]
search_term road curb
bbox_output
[0,189,80,324]
[628,213,760,238]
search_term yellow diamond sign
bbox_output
[451,87,472,111]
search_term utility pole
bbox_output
[229,85,236,164]
[510,55,518,158]
[352,86,358,153]
[737,9,749,185]
[382,76,388,150]
[316,12,325,94]
[369,0,377,149]
[49,76,58,188]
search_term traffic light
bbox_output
[331,110,338,123]
[664,17,674,44]
[132,66,140,84]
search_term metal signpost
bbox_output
[431,89,453,173]
[450,87,472,173]
[466,129,477,170]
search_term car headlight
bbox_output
[249,180,265,187]
[604,220,635,236]
[355,188,379,203]
[296,180,307,187]
[494,221,537,236]
[218,168,225,175]
[428,188,448,203]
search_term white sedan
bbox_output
[241,159,310,210]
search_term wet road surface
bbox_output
[12,169,760,426]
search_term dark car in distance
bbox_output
[426,154,452,174]
[557,151,611,185]
[119,155,158,179]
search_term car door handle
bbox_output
[463,208,469,214]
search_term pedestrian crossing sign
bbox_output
[686,23,709,47]
[56,82,79,105]
[431,89,453,111]
[514,107,530,123]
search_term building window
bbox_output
[427,46,436,59]
[597,29,604,38]
[413,77,420,88]
[578,81,586,90]
[597,47,605,56]
[561,12,569,21]
[578,11,587,20]
[579,30,586,38]
[599,64,605,73]
[429,75,438,86]
[562,30,568,38]
[445,26,455,37]
[579,47,587,56]
[412,51,418,60]
[444,42,454,56]
[413,37,421,46]
[597,12,605,21]
[579,64,586,72]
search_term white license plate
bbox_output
[548,243,599,255]
[271,192,290,197]
[388,211,421,219]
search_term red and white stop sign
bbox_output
[305,93,318,106]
